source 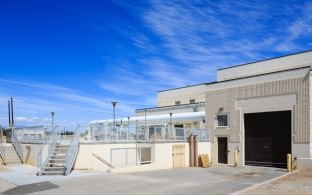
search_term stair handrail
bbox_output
[37,142,57,176]
[37,125,59,168]
[64,126,80,175]
[0,128,6,165]
[11,128,23,163]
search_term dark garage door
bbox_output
[245,111,291,168]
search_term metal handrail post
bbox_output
[37,125,58,168]
[64,125,80,175]
[0,128,6,165]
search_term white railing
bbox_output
[11,129,23,163]
[37,126,60,168]
[85,125,209,143]
[64,126,80,175]
[15,126,46,144]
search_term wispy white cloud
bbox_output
[96,0,312,114]
[0,79,137,127]
[275,2,312,52]
[6,0,308,129]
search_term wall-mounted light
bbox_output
[218,107,224,112]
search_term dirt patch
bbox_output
[240,169,312,195]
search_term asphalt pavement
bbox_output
[0,164,289,195]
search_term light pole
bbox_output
[127,116,130,142]
[170,113,173,140]
[169,113,172,128]
[111,101,117,141]
[51,112,55,130]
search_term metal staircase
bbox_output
[37,126,80,176]
[38,144,69,175]
[11,130,23,163]
[0,129,23,165]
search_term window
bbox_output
[175,101,180,106]
[216,114,228,127]
[189,99,195,104]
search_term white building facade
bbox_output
[88,50,312,170]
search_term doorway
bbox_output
[218,137,228,164]
[244,111,291,168]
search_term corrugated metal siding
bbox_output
[206,76,310,144]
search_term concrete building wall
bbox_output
[74,142,211,172]
[157,84,206,107]
[20,144,48,167]
[206,75,311,166]
[217,51,312,81]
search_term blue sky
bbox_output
[0,0,312,128]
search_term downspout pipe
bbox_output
[189,134,194,167]
[194,135,198,167]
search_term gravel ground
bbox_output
[240,169,312,195]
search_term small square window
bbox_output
[216,114,228,127]
[189,99,195,104]
[175,101,180,106]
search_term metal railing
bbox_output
[85,125,209,143]
[37,126,60,168]
[0,129,6,165]
[15,126,47,144]
[110,147,152,168]
[11,129,23,163]
[64,126,80,175]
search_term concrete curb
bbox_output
[230,170,297,195]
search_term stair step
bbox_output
[51,153,66,155]
[48,159,65,162]
[56,146,69,148]
[50,157,65,159]
[50,155,66,159]
[41,171,65,175]
[45,162,65,165]
[52,151,66,153]
[43,167,65,170]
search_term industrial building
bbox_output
[157,50,312,169]
[2,51,312,175]
[86,50,312,170]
